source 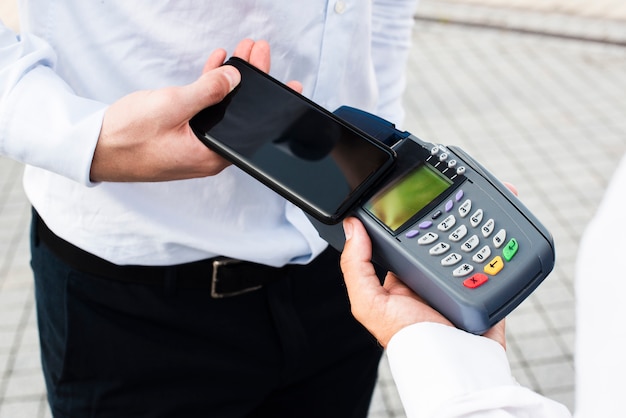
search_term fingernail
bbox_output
[343,219,353,240]
[223,66,241,92]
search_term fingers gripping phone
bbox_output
[189,57,397,224]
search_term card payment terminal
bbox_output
[190,60,555,335]
[309,107,555,334]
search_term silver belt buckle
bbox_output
[210,258,263,299]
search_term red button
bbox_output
[463,273,488,289]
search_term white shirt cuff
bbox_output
[386,322,515,417]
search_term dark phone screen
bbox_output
[190,58,395,222]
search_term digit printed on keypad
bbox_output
[470,209,483,228]
[449,225,468,242]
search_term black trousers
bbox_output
[30,217,382,418]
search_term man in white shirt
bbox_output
[0,1,419,416]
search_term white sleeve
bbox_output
[0,24,106,185]
[574,155,626,418]
[386,322,572,417]
[371,0,420,126]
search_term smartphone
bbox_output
[189,57,397,224]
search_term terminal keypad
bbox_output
[405,189,519,289]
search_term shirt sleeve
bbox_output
[370,0,420,126]
[386,322,572,417]
[0,24,106,185]
[574,155,626,417]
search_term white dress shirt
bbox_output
[0,0,418,266]
[574,155,626,417]
[386,323,572,417]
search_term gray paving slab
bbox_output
[2,0,626,416]
[438,0,626,22]
[418,0,626,45]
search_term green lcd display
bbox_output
[365,163,453,231]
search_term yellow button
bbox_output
[484,256,504,276]
[335,0,346,14]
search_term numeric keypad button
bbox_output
[470,209,483,228]
[472,245,491,263]
[481,219,495,237]
[448,225,468,242]
[441,253,463,266]
[437,215,457,232]
[418,232,438,245]
[458,199,472,218]
[429,242,451,256]
[461,235,480,252]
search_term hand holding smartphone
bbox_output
[189,57,396,224]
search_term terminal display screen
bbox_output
[365,163,453,231]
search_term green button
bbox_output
[503,238,519,262]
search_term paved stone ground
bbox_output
[440,0,626,21]
[2,1,626,416]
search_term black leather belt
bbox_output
[33,210,287,298]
